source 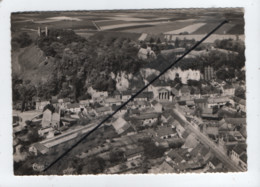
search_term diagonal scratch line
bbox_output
[43,20,228,172]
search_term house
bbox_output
[29,143,49,156]
[201,108,219,120]
[51,98,59,108]
[203,125,219,137]
[182,133,199,149]
[207,96,229,108]
[104,97,122,107]
[113,91,121,100]
[156,126,176,139]
[161,110,174,123]
[200,146,212,163]
[166,148,191,166]
[112,117,132,135]
[138,47,156,60]
[179,85,191,97]
[67,103,81,113]
[91,90,108,101]
[112,105,127,117]
[121,90,133,102]
[41,104,61,131]
[171,87,179,97]
[186,100,195,108]
[178,96,192,105]
[190,87,201,99]
[124,146,144,161]
[52,112,60,129]
[189,116,203,129]
[133,100,150,110]
[194,98,208,109]
[36,101,50,111]
[160,48,185,57]
[38,126,54,137]
[148,161,174,173]
[237,99,246,113]
[151,100,163,113]
[218,132,238,150]
[174,120,186,138]
[79,100,90,108]
[58,98,71,109]
[208,156,223,170]
[222,84,235,96]
[42,108,53,128]
[94,106,112,116]
[224,118,246,126]
[134,91,154,101]
[215,79,226,87]
[230,144,247,170]
[134,113,159,127]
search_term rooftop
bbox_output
[112,117,131,134]
[134,113,159,120]
[210,156,222,166]
[239,152,247,163]
[225,118,246,125]
[32,143,49,154]
[167,149,185,163]
[122,90,133,95]
[156,126,174,137]
[232,144,247,155]
[67,103,80,109]
[207,97,229,104]
[105,97,122,103]
[194,98,207,103]
[223,84,234,89]
[180,85,191,93]
[135,91,154,99]
[95,106,111,113]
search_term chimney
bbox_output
[37,27,41,37]
[45,26,48,37]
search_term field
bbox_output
[12,9,244,37]
[164,23,206,34]
[121,20,197,34]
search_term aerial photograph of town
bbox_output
[11,8,246,175]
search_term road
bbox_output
[172,108,245,172]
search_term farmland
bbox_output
[164,23,206,34]
[12,8,244,36]
[120,19,197,34]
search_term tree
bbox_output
[12,32,32,48]
[235,87,245,99]
[156,38,161,44]
[140,138,166,159]
[149,37,155,44]
[16,80,36,112]
[175,38,180,48]
[169,140,184,149]
[82,157,105,174]
[109,149,125,163]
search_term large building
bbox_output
[204,66,215,81]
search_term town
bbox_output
[11,9,246,175]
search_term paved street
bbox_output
[173,109,245,172]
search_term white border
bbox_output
[0,0,260,186]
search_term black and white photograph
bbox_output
[10,8,248,175]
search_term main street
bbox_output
[172,108,245,172]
